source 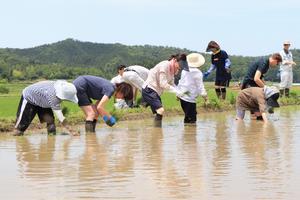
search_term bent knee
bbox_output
[156,107,164,115]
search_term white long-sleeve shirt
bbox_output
[177,68,207,103]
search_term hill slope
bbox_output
[0,38,299,82]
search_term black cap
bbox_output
[266,93,280,108]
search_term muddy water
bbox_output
[0,106,300,200]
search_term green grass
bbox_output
[1,81,300,125]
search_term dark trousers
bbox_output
[180,99,197,123]
[15,96,55,133]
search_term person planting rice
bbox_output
[73,75,132,133]
[114,82,134,109]
[241,53,282,89]
[142,53,188,127]
[240,53,282,120]
[111,64,149,108]
[14,80,78,136]
[177,53,208,124]
[235,86,280,122]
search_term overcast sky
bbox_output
[0,0,299,56]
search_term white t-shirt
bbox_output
[111,75,124,86]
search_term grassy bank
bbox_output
[1,81,300,132]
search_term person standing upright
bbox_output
[279,41,297,97]
[203,41,231,100]
[177,53,208,124]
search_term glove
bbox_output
[103,115,116,127]
[203,71,210,78]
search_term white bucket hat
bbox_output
[187,53,205,68]
[54,80,78,103]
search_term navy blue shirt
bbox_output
[73,75,115,100]
[242,57,269,87]
[211,50,231,81]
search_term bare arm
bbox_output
[96,95,110,117]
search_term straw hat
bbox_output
[283,41,291,45]
[54,80,78,103]
[187,53,205,68]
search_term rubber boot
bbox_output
[285,88,290,97]
[13,129,24,136]
[47,123,56,135]
[154,114,163,127]
[215,89,221,99]
[256,116,263,120]
[221,92,226,100]
[92,119,97,132]
[85,120,95,133]
[279,89,284,97]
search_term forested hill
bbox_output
[0,38,299,82]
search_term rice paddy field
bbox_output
[0,81,299,131]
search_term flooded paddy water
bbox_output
[0,106,300,200]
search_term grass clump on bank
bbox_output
[0,82,300,132]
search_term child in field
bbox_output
[177,53,208,124]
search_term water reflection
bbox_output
[236,121,288,199]
[0,107,300,199]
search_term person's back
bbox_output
[178,68,206,103]
[126,65,149,81]
[242,57,269,88]
[74,75,115,100]
[23,80,60,109]
[144,60,174,95]
[236,87,266,112]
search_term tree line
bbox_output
[0,38,299,83]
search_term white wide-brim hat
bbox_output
[54,80,78,104]
[187,53,205,68]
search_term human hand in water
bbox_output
[103,115,116,127]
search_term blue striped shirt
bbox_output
[23,81,61,110]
